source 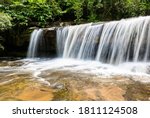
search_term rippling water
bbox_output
[0,58,150,85]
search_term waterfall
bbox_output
[57,16,150,64]
[25,16,150,80]
[27,16,150,64]
[27,29,43,58]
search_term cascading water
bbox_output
[57,16,150,64]
[57,23,103,60]
[1,16,150,101]
[27,29,43,58]
[25,16,150,82]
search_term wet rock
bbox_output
[124,82,150,100]
[0,60,150,101]
[0,78,54,101]
[43,28,57,57]
[34,28,57,57]
[51,83,64,89]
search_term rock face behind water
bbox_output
[43,28,57,57]
[26,27,57,58]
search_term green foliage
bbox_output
[0,2,61,27]
[1,0,149,25]
[124,0,148,17]
[72,1,83,23]
[27,0,47,3]
[55,0,84,23]
[0,12,12,50]
[0,0,62,51]
[0,12,12,30]
[86,0,103,21]
[55,0,149,22]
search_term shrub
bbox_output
[0,12,12,31]
[0,12,12,50]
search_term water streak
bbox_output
[27,29,43,58]
[57,16,150,64]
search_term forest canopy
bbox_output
[0,0,150,28]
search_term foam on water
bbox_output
[21,58,150,83]
[24,16,150,83]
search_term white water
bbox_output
[27,29,43,58]
[57,16,150,64]
[25,16,150,83]
[21,58,150,83]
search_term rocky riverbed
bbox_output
[0,58,150,101]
